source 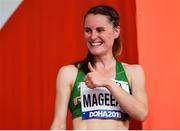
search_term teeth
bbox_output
[91,42,102,46]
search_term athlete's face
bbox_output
[84,14,120,57]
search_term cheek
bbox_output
[84,33,90,41]
[103,32,115,42]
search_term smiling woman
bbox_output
[50,5,148,130]
[84,14,120,58]
[0,0,142,129]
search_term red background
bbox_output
[1,0,180,130]
[0,0,139,129]
[136,0,180,129]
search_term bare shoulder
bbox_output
[122,63,144,74]
[122,63,145,86]
[58,65,78,75]
[56,65,78,89]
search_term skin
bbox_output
[50,14,148,130]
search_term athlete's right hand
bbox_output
[84,62,109,89]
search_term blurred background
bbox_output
[0,0,180,129]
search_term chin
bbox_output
[90,49,107,56]
[91,52,104,57]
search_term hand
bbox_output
[84,62,108,89]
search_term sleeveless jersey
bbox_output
[69,61,132,120]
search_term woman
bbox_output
[50,5,148,130]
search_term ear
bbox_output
[114,26,120,39]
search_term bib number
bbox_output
[80,80,130,119]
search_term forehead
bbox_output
[84,14,112,28]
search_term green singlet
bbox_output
[69,61,132,120]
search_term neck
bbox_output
[93,54,116,70]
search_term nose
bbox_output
[90,31,98,40]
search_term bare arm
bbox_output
[50,65,76,129]
[106,65,148,121]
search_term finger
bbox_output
[86,82,94,89]
[88,62,96,72]
[84,74,90,82]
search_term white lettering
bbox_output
[89,110,121,118]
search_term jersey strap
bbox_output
[69,63,84,118]
[116,62,132,94]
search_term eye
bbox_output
[96,27,105,33]
[84,28,91,33]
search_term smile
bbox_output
[90,42,103,46]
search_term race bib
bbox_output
[80,80,130,120]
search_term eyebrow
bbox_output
[84,27,91,29]
[96,27,105,30]
[84,27,105,29]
